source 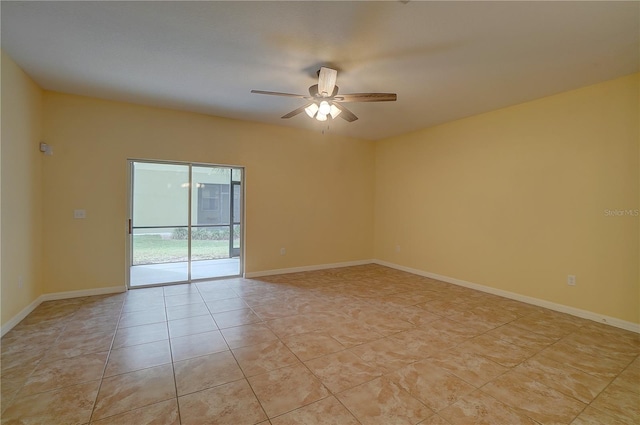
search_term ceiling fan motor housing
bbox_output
[251,66,396,123]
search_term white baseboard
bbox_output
[1,285,126,337]
[245,259,374,278]
[40,285,126,302]
[374,260,640,334]
[1,296,42,337]
[4,262,637,336]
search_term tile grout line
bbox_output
[197,282,272,424]
[472,320,619,425]
[1,298,119,420]
[575,354,640,425]
[1,308,73,411]
[87,295,126,424]
[164,289,183,425]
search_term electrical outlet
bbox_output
[395,245,401,253]
[74,209,86,219]
[280,247,286,256]
[18,276,23,288]
[567,275,576,286]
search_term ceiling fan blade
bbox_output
[332,102,358,122]
[251,90,307,99]
[281,104,310,119]
[317,67,337,97]
[334,93,397,102]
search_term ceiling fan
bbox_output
[251,67,397,123]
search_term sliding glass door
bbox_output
[190,166,242,280]
[128,160,243,287]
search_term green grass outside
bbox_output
[133,234,236,265]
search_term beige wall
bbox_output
[374,73,639,324]
[41,92,375,293]
[1,51,44,324]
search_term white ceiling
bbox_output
[2,1,638,140]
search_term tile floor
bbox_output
[1,264,638,424]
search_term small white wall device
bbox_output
[39,142,53,156]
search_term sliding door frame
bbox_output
[126,158,245,289]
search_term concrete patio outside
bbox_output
[129,258,240,287]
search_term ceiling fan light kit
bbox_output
[318,100,331,115]
[304,100,342,121]
[251,66,397,123]
[304,103,319,118]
